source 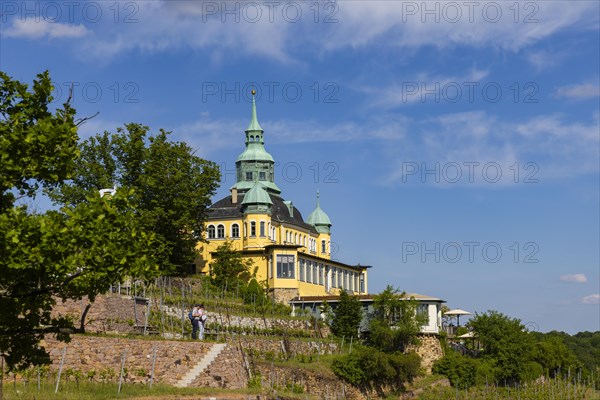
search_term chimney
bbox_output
[231,188,238,204]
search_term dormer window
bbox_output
[259,171,266,180]
[246,172,253,181]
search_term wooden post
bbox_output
[150,347,157,387]
[117,349,127,394]
[55,346,67,394]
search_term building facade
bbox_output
[197,93,370,303]
[290,293,446,334]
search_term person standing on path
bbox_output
[191,303,201,339]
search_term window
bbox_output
[359,275,365,293]
[217,224,225,238]
[246,171,253,181]
[231,223,240,238]
[260,221,265,237]
[306,261,312,283]
[295,233,298,244]
[313,263,318,284]
[319,264,324,285]
[299,259,305,282]
[418,304,430,325]
[250,221,256,237]
[325,266,330,290]
[276,255,295,279]
[338,269,343,288]
[207,225,215,239]
[259,171,266,180]
[332,267,337,288]
[321,240,326,254]
[344,270,348,290]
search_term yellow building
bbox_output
[197,93,370,303]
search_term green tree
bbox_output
[533,335,581,377]
[242,278,268,306]
[0,71,161,370]
[331,290,363,340]
[468,310,535,383]
[368,285,427,352]
[210,240,256,289]
[50,124,220,274]
[0,71,78,212]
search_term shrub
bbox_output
[432,352,477,389]
[433,352,498,389]
[331,345,420,388]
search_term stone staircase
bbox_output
[174,343,228,388]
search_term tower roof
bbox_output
[241,181,273,206]
[307,191,332,227]
[233,89,280,194]
[236,91,275,162]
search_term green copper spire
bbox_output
[307,190,332,233]
[246,90,263,132]
[233,89,281,195]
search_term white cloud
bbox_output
[560,274,588,283]
[6,1,596,63]
[323,1,599,52]
[581,294,600,304]
[363,69,490,109]
[5,20,89,39]
[555,83,600,99]
[526,50,566,70]
[381,110,599,186]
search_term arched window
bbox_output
[207,225,215,239]
[231,223,240,238]
[295,233,298,244]
[217,224,225,238]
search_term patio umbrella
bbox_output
[444,309,473,326]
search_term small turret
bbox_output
[307,190,332,234]
[241,181,272,214]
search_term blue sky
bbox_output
[1,1,599,333]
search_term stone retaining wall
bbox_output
[230,336,339,358]
[53,293,328,338]
[43,336,217,386]
[192,343,248,389]
[51,294,148,334]
[406,334,444,373]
